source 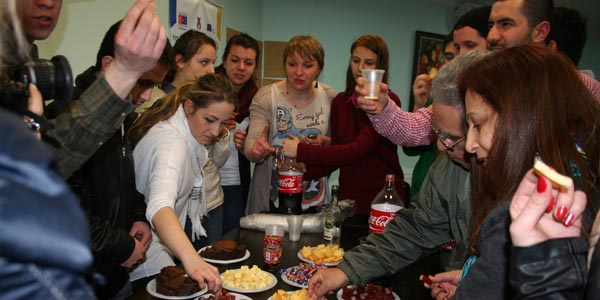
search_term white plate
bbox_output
[221,271,277,293]
[146,278,208,300]
[336,285,400,300]
[297,247,343,267]
[280,272,307,289]
[198,246,250,264]
[196,292,252,300]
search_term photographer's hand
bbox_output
[25,84,43,139]
[27,84,43,116]
[104,0,167,99]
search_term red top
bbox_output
[297,91,406,215]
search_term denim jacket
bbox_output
[0,109,94,299]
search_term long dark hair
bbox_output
[221,33,260,65]
[164,30,216,83]
[459,44,600,250]
[344,34,389,96]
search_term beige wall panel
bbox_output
[263,41,286,78]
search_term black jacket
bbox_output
[586,240,600,299]
[510,237,588,299]
[68,66,147,298]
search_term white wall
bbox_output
[27,0,459,185]
[260,0,456,178]
[37,0,171,77]
[36,0,599,185]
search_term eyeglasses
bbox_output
[432,125,465,151]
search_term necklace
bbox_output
[284,80,315,108]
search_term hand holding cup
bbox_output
[355,76,390,115]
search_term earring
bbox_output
[314,81,319,88]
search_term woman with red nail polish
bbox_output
[438,44,600,300]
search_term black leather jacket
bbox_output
[510,237,588,299]
[586,240,600,299]
[68,66,147,298]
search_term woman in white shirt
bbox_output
[127,74,237,292]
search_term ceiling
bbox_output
[423,0,600,39]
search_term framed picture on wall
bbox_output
[409,30,447,111]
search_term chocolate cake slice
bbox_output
[200,240,247,260]
[155,265,200,296]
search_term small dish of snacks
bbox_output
[337,284,399,300]
[279,262,326,288]
[297,244,344,266]
[221,265,277,293]
[268,288,310,300]
[198,240,250,264]
[198,289,252,300]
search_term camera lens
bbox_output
[18,55,74,105]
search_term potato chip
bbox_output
[300,244,343,264]
[270,288,310,300]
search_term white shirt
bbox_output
[219,117,249,186]
[130,106,208,280]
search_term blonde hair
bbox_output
[129,73,238,146]
[283,35,325,72]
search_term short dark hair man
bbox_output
[487,0,553,51]
[487,0,600,100]
[67,20,173,299]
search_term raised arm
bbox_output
[48,0,168,178]
[355,78,435,146]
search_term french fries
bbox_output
[300,244,343,264]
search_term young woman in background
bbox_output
[245,35,336,214]
[281,34,407,214]
[215,33,260,233]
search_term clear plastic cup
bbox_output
[287,215,304,242]
[265,224,284,237]
[361,69,385,100]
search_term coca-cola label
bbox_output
[278,172,303,193]
[369,203,402,233]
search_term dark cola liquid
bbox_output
[278,191,302,215]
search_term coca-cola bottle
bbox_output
[278,151,304,215]
[369,174,404,233]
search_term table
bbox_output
[132,216,437,300]
[133,226,352,300]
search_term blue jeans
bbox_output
[222,185,246,234]
[192,205,224,249]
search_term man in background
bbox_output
[488,0,599,99]
[67,20,173,299]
